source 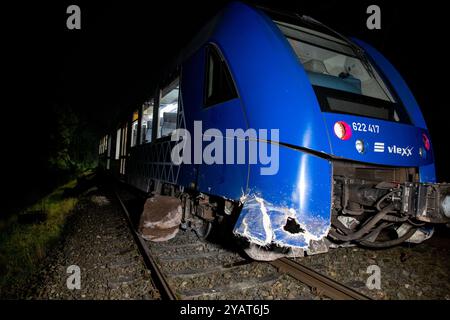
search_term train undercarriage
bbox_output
[329,161,449,249]
[139,161,450,261]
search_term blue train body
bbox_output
[99,2,449,258]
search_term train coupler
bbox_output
[401,182,450,223]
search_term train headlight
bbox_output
[442,194,450,218]
[422,133,431,151]
[355,139,365,154]
[419,147,427,158]
[333,121,352,140]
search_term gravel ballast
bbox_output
[23,188,160,300]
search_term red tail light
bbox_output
[422,133,430,151]
[333,121,352,140]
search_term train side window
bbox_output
[131,110,139,147]
[204,44,238,107]
[120,123,128,175]
[141,100,154,144]
[98,137,103,155]
[115,128,121,160]
[107,135,111,170]
[157,78,179,139]
[103,135,108,154]
[99,135,107,155]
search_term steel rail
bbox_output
[114,183,368,300]
[270,258,371,300]
[114,190,178,300]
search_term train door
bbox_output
[194,43,248,200]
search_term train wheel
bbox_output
[193,219,212,240]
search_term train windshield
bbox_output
[274,20,410,123]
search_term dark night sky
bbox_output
[3,0,450,211]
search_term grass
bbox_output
[0,173,91,298]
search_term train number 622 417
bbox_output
[352,122,380,134]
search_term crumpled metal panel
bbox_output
[234,195,330,248]
[234,144,332,249]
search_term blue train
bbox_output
[98,2,450,260]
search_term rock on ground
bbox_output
[138,195,182,242]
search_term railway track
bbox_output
[269,258,369,300]
[114,189,370,300]
[115,190,177,300]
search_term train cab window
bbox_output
[273,20,411,123]
[141,100,154,144]
[204,44,238,107]
[131,110,139,147]
[157,78,179,139]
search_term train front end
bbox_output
[229,4,450,260]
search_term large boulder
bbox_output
[138,195,182,242]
